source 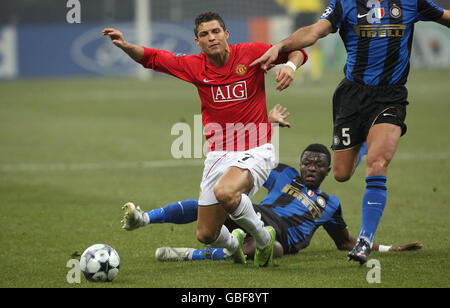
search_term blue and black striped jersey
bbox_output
[257,163,346,254]
[321,0,445,86]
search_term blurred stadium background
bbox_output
[0,0,449,80]
[0,0,449,288]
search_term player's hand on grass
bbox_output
[268,104,291,128]
[102,28,128,49]
[250,44,281,71]
[275,65,295,91]
[390,241,423,252]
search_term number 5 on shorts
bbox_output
[342,128,351,146]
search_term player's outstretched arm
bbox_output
[325,226,423,252]
[437,9,450,27]
[250,19,332,71]
[102,28,145,62]
[372,241,424,252]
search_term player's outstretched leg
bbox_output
[230,228,247,264]
[121,202,148,231]
[155,247,231,262]
[254,226,276,267]
[155,247,196,261]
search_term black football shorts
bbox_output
[331,78,408,151]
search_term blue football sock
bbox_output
[356,142,367,168]
[191,248,231,261]
[359,176,387,245]
[146,199,198,224]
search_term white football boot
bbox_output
[155,247,195,261]
[121,202,147,231]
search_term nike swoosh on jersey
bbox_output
[203,78,215,83]
[358,13,369,18]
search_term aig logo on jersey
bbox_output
[211,81,248,103]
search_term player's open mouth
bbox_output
[305,175,316,181]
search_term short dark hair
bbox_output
[194,12,226,37]
[301,144,331,166]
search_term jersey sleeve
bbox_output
[417,0,445,22]
[139,47,196,83]
[320,0,343,33]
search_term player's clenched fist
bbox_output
[102,28,127,49]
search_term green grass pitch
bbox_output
[0,70,449,288]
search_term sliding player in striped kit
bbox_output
[119,144,422,262]
[251,0,449,264]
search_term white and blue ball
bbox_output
[80,244,120,282]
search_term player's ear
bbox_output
[194,37,200,46]
[225,29,230,40]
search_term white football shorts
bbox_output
[198,143,277,206]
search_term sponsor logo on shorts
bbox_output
[333,135,340,146]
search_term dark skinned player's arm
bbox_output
[324,224,423,252]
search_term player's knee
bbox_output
[366,156,390,176]
[196,229,217,245]
[333,167,352,182]
[213,185,239,207]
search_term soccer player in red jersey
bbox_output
[103,12,308,267]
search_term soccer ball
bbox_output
[80,244,120,282]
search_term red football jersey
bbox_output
[139,43,307,152]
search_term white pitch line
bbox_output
[0,159,204,172]
[0,151,448,173]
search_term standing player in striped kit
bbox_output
[103,12,308,267]
[251,0,449,264]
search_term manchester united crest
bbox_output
[235,64,247,76]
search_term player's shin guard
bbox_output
[359,176,387,245]
[230,194,270,250]
[208,225,239,254]
[146,199,198,224]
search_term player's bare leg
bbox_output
[365,123,401,177]
[196,167,254,264]
[332,143,363,182]
[214,166,275,267]
[213,166,254,212]
[348,123,401,264]
[196,203,229,244]
[196,204,247,263]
